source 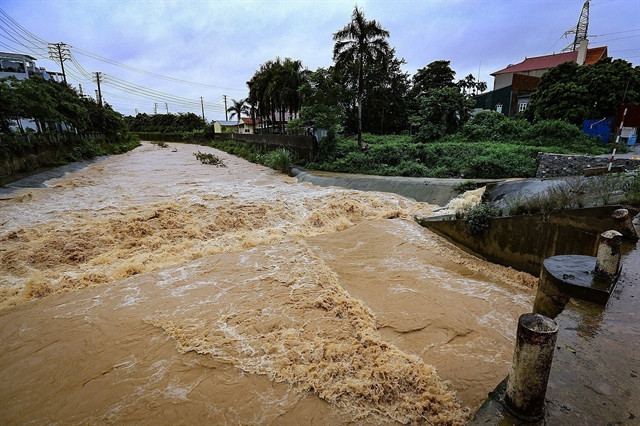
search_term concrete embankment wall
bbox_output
[293,168,473,206]
[536,152,640,178]
[417,206,638,276]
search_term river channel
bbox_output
[0,142,536,424]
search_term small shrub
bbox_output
[465,203,501,235]
[264,148,291,173]
[589,173,628,205]
[621,172,640,205]
[454,180,477,193]
[194,151,226,167]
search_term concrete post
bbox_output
[612,209,638,242]
[594,230,623,278]
[505,313,559,421]
[532,262,570,319]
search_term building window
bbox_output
[518,102,528,112]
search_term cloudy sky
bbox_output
[1,0,638,120]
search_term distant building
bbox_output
[214,120,239,133]
[239,117,261,134]
[475,41,608,117]
[0,52,64,82]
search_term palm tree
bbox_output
[227,98,250,133]
[333,6,390,147]
[247,58,309,134]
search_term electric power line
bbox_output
[0,8,239,116]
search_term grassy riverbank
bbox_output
[199,114,618,179]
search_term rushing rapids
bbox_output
[0,142,535,424]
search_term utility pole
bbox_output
[78,84,84,97]
[223,95,228,121]
[93,72,103,107]
[154,103,157,115]
[200,97,206,122]
[165,103,169,114]
[135,108,139,116]
[48,42,70,85]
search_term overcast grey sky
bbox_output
[1,0,638,120]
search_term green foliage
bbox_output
[194,151,227,167]
[455,180,477,193]
[621,173,640,205]
[264,148,291,173]
[410,60,457,97]
[461,110,519,141]
[412,87,475,141]
[464,203,501,235]
[285,118,305,135]
[528,58,640,124]
[248,57,307,134]
[207,140,293,174]
[132,131,205,143]
[1,75,127,139]
[124,112,205,133]
[305,127,611,179]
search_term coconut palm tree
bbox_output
[333,6,390,147]
[227,98,250,133]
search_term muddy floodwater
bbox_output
[0,142,535,424]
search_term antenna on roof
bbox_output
[561,0,589,52]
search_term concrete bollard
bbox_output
[612,209,638,242]
[594,230,623,278]
[533,261,571,319]
[505,313,559,421]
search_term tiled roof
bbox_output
[491,46,608,76]
[584,46,608,65]
[241,117,261,125]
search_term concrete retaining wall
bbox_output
[536,152,640,178]
[417,206,638,276]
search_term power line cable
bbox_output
[72,46,245,92]
[589,28,640,37]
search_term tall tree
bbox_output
[458,73,487,96]
[527,58,640,125]
[247,58,308,133]
[227,98,250,133]
[361,49,411,134]
[411,60,456,98]
[412,87,475,142]
[333,6,390,147]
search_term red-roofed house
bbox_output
[475,41,608,117]
[238,117,261,134]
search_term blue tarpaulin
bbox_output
[583,119,612,143]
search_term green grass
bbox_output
[305,125,612,179]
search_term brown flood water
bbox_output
[0,142,535,425]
